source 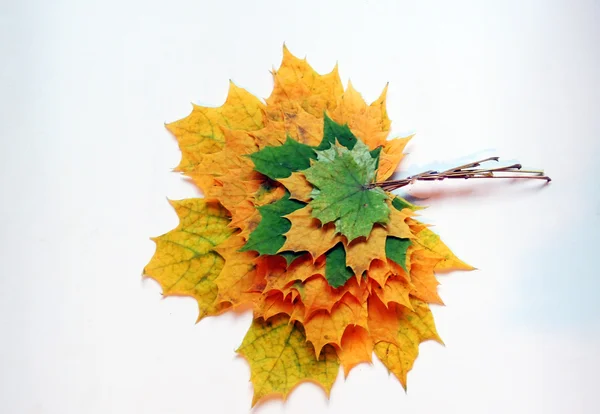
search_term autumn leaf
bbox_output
[213,234,260,308]
[144,199,233,320]
[266,45,343,118]
[412,225,474,271]
[330,81,390,150]
[167,82,264,173]
[408,249,444,305]
[145,46,475,407]
[344,225,388,277]
[304,139,390,241]
[372,298,443,389]
[237,315,340,406]
[279,205,343,260]
[277,172,313,202]
[375,136,412,181]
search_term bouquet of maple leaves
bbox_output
[144,47,474,406]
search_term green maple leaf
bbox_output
[318,114,382,163]
[316,114,358,150]
[279,250,307,266]
[385,236,411,272]
[392,196,423,211]
[248,137,316,179]
[303,140,390,241]
[240,193,305,255]
[324,242,354,288]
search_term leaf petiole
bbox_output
[370,157,551,191]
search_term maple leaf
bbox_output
[145,46,477,407]
[371,297,443,389]
[252,103,324,149]
[279,205,343,260]
[213,234,260,308]
[411,223,474,271]
[377,136,413,181]
[249,136,316,180]
[167,82,264,173]
[304,139,390,241]
[392,195,423,212]
[240,192,304,255]
[237,315,339,406]
[330,81,390,150]
[144,199,233,321]
[337,326,373,377]
[278,250,306,266]
[318,113,359,150]
[266,46,343,118]
[385,237,411,272]
[277,172,313,202]
[343,224,389,277]
[324,242,354,288]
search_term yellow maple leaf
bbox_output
[144,199,233,321]
[166,82,264,173]
[373,298,443,389]
[209,173,259,213]
[190,128,257,178]
[253,102,324,148]
[345,225,388,277]
[266,45,343,119]
[330,81,391,150]
[277,172,313,202]
[237,315,339,406]
[213,234,260,308]
[377,136,413,181]
[386,199,415,238]
[413,226,475,271]
[280,205,343,260]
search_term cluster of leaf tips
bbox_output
[144,47,473,406]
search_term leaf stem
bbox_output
[369,157,551,191]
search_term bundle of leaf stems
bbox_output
[370,157,551,192]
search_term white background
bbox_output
[1,1,599,413]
